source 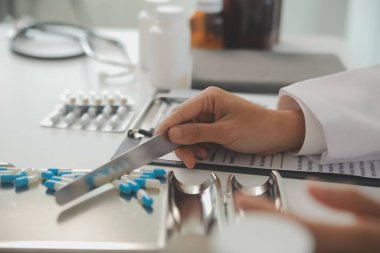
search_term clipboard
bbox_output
[113,93,380,188]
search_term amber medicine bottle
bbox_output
[191,0,224,49]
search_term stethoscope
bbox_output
[10,21,135,79]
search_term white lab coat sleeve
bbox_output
[277,64,380,164]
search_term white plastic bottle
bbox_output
[138,0,170,70]
[148,6,191,90]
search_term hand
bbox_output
[235,184,380,253]
[155,87,305,168]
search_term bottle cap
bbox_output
[197,0,223,13]
[157,6,186,27]
[145,0,170,15]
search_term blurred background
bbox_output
[0,0,379,67]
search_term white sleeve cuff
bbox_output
[278,89,327,156]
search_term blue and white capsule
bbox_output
[141,168,167,177]
[50,176,74,183]
[61,173,83,179]
[41,170,54,179]
[43,180,67,191]
[136,189,153,207]
[130,171,155,179]
[124,174,152,180]
[14,175,39,188]
[134,178,161,189]
[15,168,38,179]
[112,180,132,194]
[121,178,141,192]
[0,167,22,174]
[47,168,72,176]
[0,174,14,183]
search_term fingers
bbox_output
[155,87,222,135]
[234,193,277,212]
[304,220,380,253]
[174,145,208,169]
[308,183,380,218]
[168,122,224,145]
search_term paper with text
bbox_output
[160,145,380,179]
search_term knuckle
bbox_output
[189,123,203,139]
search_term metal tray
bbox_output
[0,163,287,252]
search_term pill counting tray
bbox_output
[0,163,287,252]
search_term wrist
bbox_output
[275,109,305,152]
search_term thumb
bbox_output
[308,183,380,218]
[168,122,223,145]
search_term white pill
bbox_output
[116,106,127,117]
[89,90,96,99]
[80,113,90,126]
[107,95,115,105]
[68,95,76,105]
[55,104,66,115]
[88,107,97,117]
[76,90,84,100]
[114,90,121,99]
[73,107,82,116]
[50,112,61,124]
[110,115,120,128]
[82,95,90,105]
[120,95,128,105]
[95,96,102,106]
[65,112,76,125]
[95,114,105,127]
[102,105,113,117]
[102,90,109,97]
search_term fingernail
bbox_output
[171,127,183,139]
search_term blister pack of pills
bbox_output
[40,90,135,132]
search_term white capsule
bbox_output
[116,106,127,117]
[110,115,120,128]
[65,112,76,125]
[80,113,90,126]
[88,107,97,117]
[95,114,105,127]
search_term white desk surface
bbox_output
[0,25,379,253]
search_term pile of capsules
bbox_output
[0,166,167,208]
[40,89,134,133]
